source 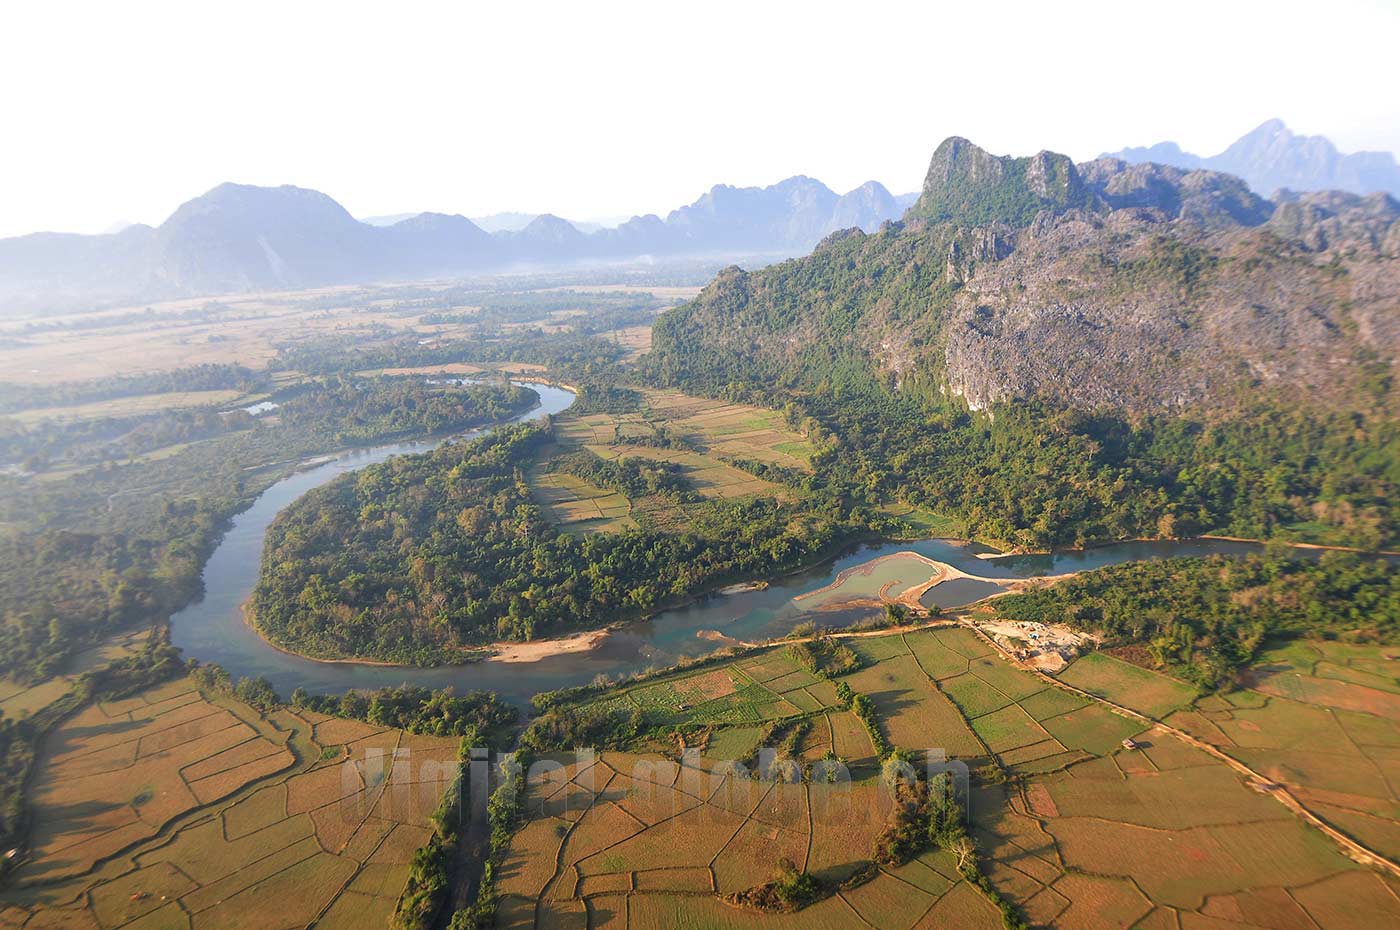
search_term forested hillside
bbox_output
[648,137,1400,549]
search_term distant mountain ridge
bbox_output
[0,177,914,315]
[1106,119,1400,198]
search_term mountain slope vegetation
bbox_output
[648,137,1400,549]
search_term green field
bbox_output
[1057,651,1199,717]
[537,388,814,538]
[500,629,1398,929]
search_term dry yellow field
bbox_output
[1164,640,1400,863]
[0,629,147,719]
[527,468,637,535]
[0,284,482,386]
[7,390,250,425]
[0,682,461,930]
[496,750,1004,930]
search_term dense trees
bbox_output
[997,551,1400,686]
[635,357,1400,551]
[0,381,535,683]
[291,684,518,744]
[253,424,860,662]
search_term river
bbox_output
[169,381,1330,706]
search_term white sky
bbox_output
[1,0,1397,238]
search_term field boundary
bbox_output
[964,624,1400,880]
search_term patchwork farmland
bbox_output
[0,679,461,930]
[528,389,816,536]
[504,629,1400,929]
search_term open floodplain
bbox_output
[9,351,1398,928]
[499,628,1400,930]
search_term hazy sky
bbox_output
[2,0,1397,238]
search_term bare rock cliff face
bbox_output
[657,138,1400,417]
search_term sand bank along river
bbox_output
[170,381,1330,705]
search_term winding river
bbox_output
[169,381,1324,705]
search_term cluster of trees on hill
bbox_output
[997,551,1400,686]
[550,448,694,501]
[253,424,861,662]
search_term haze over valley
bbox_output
[1,3,1398,929]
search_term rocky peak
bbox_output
[922,137,1006,191]
[1268,189,1400,253]
[914,137,1091,228]
[1077,159,1272,229]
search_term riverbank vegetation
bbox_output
[253,421,861,662]
[996,551,1400,687]
[0,379,536,683]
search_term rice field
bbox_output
[640,389,815,470]
[587,444,782,501]
[510,631,1400,929]
[526,467,636,535]
[536,388,814,537]
[498,749,1005,930]
[1056,651,1199,718]
[0,680,461,930]
[1162,640,1400,863]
